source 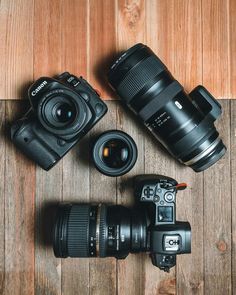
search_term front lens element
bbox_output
[92,130,138,177]
[101,139,129,169]
[54,102,76,123]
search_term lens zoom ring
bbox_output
[117,55,166,103]
[67,205,90,257]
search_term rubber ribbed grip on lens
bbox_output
[99,205,107,257]
[139,81,183,121]
[117,55,166,103]
[67,205,90,257]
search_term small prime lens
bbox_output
[92,130,138,177]
[53,203,147,259]
[108,43,226,172]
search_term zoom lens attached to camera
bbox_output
[108,43,226,172]
[53,174,191,272]
[10,72,108,170]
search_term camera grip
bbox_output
[11,120,59,170]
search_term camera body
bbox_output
[134,175,191,272]
[11,72,107,170]
[53,174,191,272]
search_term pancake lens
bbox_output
[102,139,129,169]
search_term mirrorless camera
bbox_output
[11,72,107,170]
[53,174,191,272]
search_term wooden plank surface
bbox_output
[89,101,117,295]
[202,0,231,98]
[116,102,146,295]
[0,0,33,99]
[0,102,5,295]
[89,0,116,99]
[0,0,235,100]
[0,98,234,294]
[231,100,236,292]
[33,0,62,79]
[60,3,90,293]
[4,101,35,295]
[203,101,232,294]
[35,164,63,295]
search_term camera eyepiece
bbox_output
[92,130,138,177]
[108,43,226,172]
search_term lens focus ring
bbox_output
[117,55,166,103]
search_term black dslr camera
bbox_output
[53,175,191,272]
[11,72,107,170]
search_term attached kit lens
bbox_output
[108,43,226,172]
[92,130,138,176]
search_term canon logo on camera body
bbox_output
[31,80,48,96]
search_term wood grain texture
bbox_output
[117,0,146,48]
[60,2,90,293]
[144,122,177,294]
[61,137,90,295]
[33,0,62,79]
[230,0,236,98]
[116,1,146,291]
[89,101,117,295]
[202,0,231,98]
[175,168,204,294]
[0,0,33,100]
[89,0,116,99]
[4,101,35,295]
[0,0,235,100]
[116,102,145,295]
[61,0,88,79]
[231,100,236,292]
[0,102,5,295]
[0,98,235,294]
[35,164,62,295]
[146,0,202,92]
[203,100,231,294]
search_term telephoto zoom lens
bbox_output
[108,43,226,172]
[53,203,147,259]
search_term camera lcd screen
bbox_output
[158,206,173,222]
